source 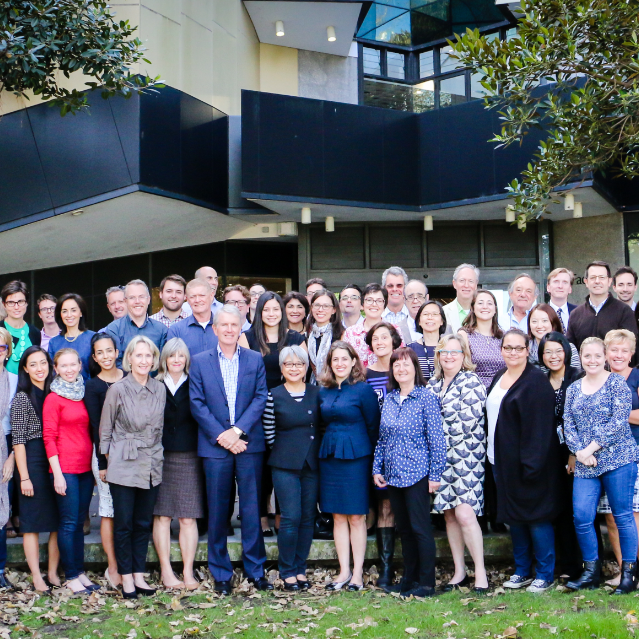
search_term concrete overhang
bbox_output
[243,1,362,56]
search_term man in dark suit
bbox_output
[190,304,271,594]
[546,267,577,334]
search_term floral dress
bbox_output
[427,370,487,514]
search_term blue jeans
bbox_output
[271,464,319,579]
[573,462,638,562]
[53,472,93,580]
[509,522,556,582]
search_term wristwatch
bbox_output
[232,426,244,436]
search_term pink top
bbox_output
[342,320,404,368]
[42,393,92,474]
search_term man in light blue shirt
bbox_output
[182,266,223,318]
[498,273,538,333]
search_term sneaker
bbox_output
[526,579,554,593]
[503,574,533,589]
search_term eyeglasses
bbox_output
[340,295,361,302]
[587,275,608,282]
[5,300,26,308]
[0,345,8,353]
[438,349,463,357]
[364,298,385,306]
[406,294,426,302]
[225,299,247,307]
[250,291,264,298]
[39,306,56,314]
[283,362,306,369]
[312,303,333,311]
[420,312,441,319]
[502,345,527,353]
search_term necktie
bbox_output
[558,308,566,333]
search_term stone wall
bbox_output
[298,49,359,104]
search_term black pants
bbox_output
[387,476,436,588]
[110,482,160,575]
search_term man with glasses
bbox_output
[567,261,638,352]
[404,280,429,342]
[1,280,41,375]
[223,285,252,332]
[183,266,223,318]
[305,278,327,303]
[105,279,168,369]
[150,275,189,328]
[249,284,266,323]
[37,294,60,351]
[381,266,416,344]
[443,264,480,332]
[339,284,363,329]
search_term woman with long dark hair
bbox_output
[528,304,580,373]
[409,300,447,382]
[48,293,96,381]
[306,290,344,384]
[11,346,59,593]
[283,292,310,335]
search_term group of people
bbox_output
[0,259,638,598]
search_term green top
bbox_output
[456,300,470,325]
[4,322,32,375]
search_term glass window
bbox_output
[439,46,459,73]
[363,78,434,113]
[470,73,486,99]
[363,47,382,75]
[419,50,434,77]
[439,74,466,108]
[387,51,406,79]
[506,27,517,41]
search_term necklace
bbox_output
[7,324,28,363]
[64,332,81,343]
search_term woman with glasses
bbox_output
[488,329,562,593]
[527,304,580,373]
[1,281,41,376]
[283,292,310,335]
[306,290,344,384]
[409,301,447,382]
[249,284,266,323]
[48,294,96,382]
[262,346,321,591]
[343,284,402,369]
[460,291,504,390]
[563,335,639,594]
[244,292,307,536]
[373,347,445,598]
[427,334,488,592]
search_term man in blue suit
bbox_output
[547,268,577,333]
[189,304,271,594]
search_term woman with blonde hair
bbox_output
[427,333,488,592]
[152,338,204,590]
[100,335,166,599]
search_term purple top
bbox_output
[465,331,505,389]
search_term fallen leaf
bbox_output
[627,614,639,625]
[540,623,558,634]
[326,628,341,638]
[503,627,518,638]
[170,598,183,611]
[405,629,419,635]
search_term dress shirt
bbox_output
[342,315,364,330]
[167,313,217,357]
[40,327,60,352]
[372,386,446,487]
[498,306,531,332]
[632,301,637,312]
[456,300,470,325]
[217,344,240,425]
[164,372,188,395]
[589,297,607,315]
[382,304,410,325]
[150,308,189,328]
[99,374,166,488]
[242,318,251,333]
[105,314,168,368]
[549,301,570,331]
[182,298,224,317]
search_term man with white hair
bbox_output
[183,266,224,317]
[105,279,168,368]
[498,273,538,332]
[443,264,480,332]
[381,266,416,342]
[403,279,429,342]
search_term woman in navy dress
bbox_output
[318,341,380,592]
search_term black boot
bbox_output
[613,561,637,595]
[566,560,601,590]
[375,528,395,588]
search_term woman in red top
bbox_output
[43,348,97,594]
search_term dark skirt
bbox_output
[18,438,58,533]
[319,455,371,515]
[153,451,205,519]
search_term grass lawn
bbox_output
[6,566,639,639]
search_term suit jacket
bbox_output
[567,302,577,315]
[443,300,464,333]
[189,346,268,459]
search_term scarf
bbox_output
[51,374,85,401]
[308,323,333,384]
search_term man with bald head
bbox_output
[498,273,538,332]
[183,266,223,318]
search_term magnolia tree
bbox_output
[451,0,639,223]
[0,0,160,115]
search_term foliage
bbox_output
[450,0,639,223]
[0,0,161,115]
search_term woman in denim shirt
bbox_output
[373,347,446,598]
[563,336,639,595]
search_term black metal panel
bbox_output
[427,222,480,268]
[0,109,53,224]
[241,91,261,195]
[370,224,422,268]
[310,225,366,270]
[381,109,420,205]
[27,93,133,208]
[418,108,442,205]
[110,93,141,184]
[484,220,538,267]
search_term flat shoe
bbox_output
[262,528,274,538]
[283,581,300,591]
[105,569,120,590]
[122,588,138,599]
[135,585,157,596]
[347,583,364,592]
[297,579,310,590]
[43,577,61,589]
[473,586,490,594]
[441,575,470,592]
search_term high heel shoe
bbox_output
[283,580,300,592]
[442,574,470,592]
[297,578,310,590]
[122,588,138,599]
[135,585,157,596]
[325,573,352,591]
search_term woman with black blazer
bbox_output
[152,338,204,591]
[486,329,562,593]
[262,345,321,592]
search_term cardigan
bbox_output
[566,294,638,352]
[563,373,639,478]
[265,383,321,471]
[488,363,563,524]
[162,380,199,453]
[318,381,380,459]
[10,390,46,445]
[373,385,446,487]
[42,392,92,474]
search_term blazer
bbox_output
[267,384,321,471]
[162,381,199,453]
[443,300,464,333]
[487,363,563,524]
[189,346,268,458]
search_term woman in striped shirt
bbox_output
[408,301,447,382]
